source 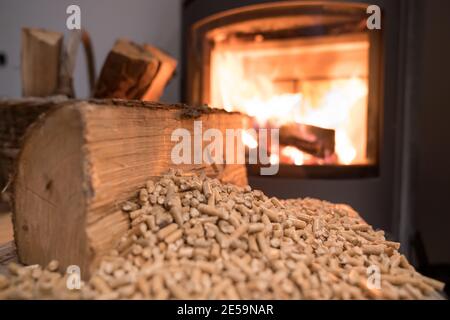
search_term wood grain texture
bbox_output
[93,39,160,100]
[0,213,13,244]
[141,44,177,101]
[13,100,249,278]
[21,28,63,97]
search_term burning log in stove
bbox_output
[279,123,335,159]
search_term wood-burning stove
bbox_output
[186,2,382,179]
[182,0,416,250]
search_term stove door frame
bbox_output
[182,0,415,250]
[184,1,382,179]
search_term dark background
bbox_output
[413,0,450,265]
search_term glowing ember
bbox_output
[241,130,258,149]
[269,153,279,165]
[335,129,357,165]
[281,146,304,166]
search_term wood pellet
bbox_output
[0,170,445,299]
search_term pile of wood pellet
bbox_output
[0,170,445,299]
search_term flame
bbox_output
[212,51,303,127]
[281,146,304,165]
[296,78,366,164]
[241,130,258,149]
[210,38,369,165]
[335,130,357,165]
[269,153,279,165]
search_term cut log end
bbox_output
[13,105,91,275]
[12,100,248,278]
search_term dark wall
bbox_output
[413,0,450,264]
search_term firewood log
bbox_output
[57,30,96,98]
[21,28,63,97]
[279,123,335,158]
[141,45,177,101]
[12,99,248,278]
[94,39,176,101]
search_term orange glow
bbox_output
[241,130,258,149]
[210,33,370,166]
[281,146,304,166]
[269,153,279,165]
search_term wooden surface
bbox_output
[21,28,63,97]
[0,212,13,245]
[0,211,16,275]
[142,44,177,101]
[94,39,160,100]
[13,99,249,278]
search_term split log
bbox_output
[141,44,177,101]
[21,28,63,97]
[13,100,248,278]
[94,39,160,100]
[94,39,176,101]
[279,123,335,158]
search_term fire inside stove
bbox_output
[186,2,381,175]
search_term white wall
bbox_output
[0,0,181,102]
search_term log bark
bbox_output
[56,30,96,98]
[12,100,248,278]
[0,241,16,265]
[21,28,63,97]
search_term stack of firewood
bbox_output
[0,28,178,203]
[21,27,177,101]
[93,39,177,101]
